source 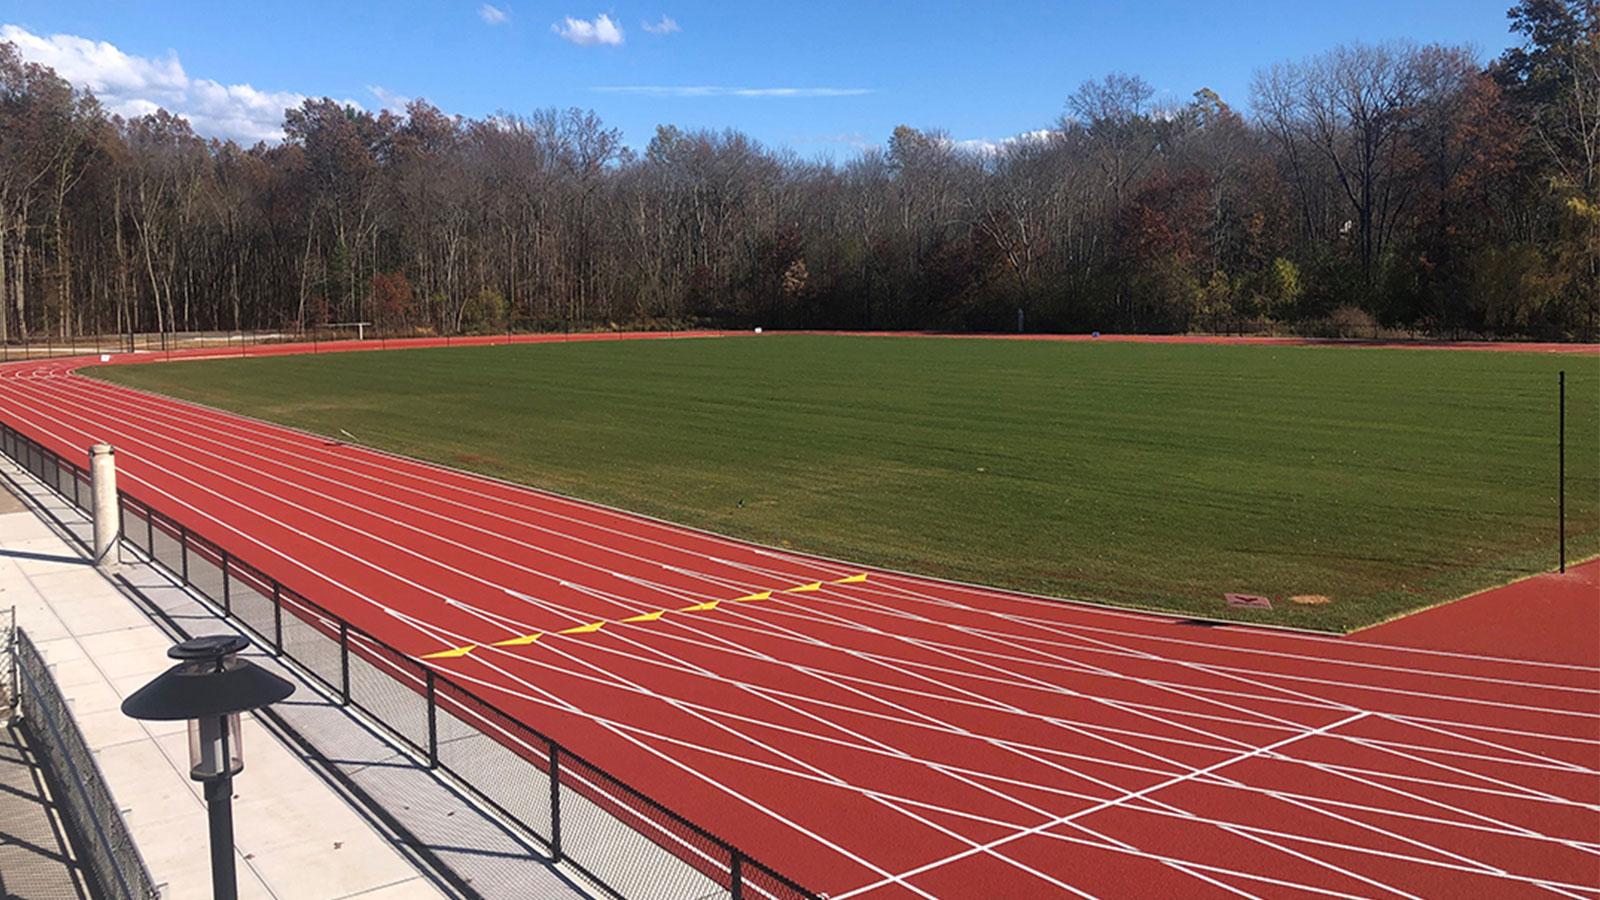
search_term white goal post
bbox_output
[325,321,374,340]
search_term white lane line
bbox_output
[834,713,1372,898]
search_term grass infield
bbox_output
[92,334,1598,631]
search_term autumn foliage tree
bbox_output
[371,270,415,332]
[0,2,1594,345]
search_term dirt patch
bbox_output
[1289,594,1333,606]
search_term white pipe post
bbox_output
[90,443,119,567]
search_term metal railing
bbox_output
[0,421,815,900]
[4,623,162,899]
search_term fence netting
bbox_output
[226,558,279,648]
[186,532,227,605]
[0,418,816,900]
[346,631,431,755]
[560,750,742,900]
[12,629,161,899]
[434,675,556,839]
[150,513,184,578]
[277,587,345,694]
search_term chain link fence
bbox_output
[0,420,817,900]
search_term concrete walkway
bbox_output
[0,482,87,899]
[0,491,438,899]
[0,457,584,899]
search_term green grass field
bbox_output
[91,335,1599,631]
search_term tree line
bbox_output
[1,0,1595,345]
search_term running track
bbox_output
[1,334,1597,898]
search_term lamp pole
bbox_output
[122,634,293,900]
[196,644,238,900]
[203,747,238,900]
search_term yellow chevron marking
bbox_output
[422,645,476,660]
[425,574,841,659]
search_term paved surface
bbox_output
[1357,558,1600,665]
[0,459,587,899]
[0,477,432,898]
[0,720,91,900]
[3,476,88,899]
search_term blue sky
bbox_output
[2,0,1525,154]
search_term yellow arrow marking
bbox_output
[491,633,542,647]
[422,645,476,660]
[425,574,840,658]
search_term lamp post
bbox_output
[121,635,294,900]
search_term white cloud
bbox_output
[367,84,411,112]
[0,24,318,144]
[593,85,871,98]
[1,24,186,95]
[478,4,509,25]
[553,14,624,46]
[641,15,680,35]
[952,129,1058,156]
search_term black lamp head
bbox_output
[169,634,251,662]
[122,635,294,721]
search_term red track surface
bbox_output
[2,334,1597,898]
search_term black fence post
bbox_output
[549,743,563,864]
[179,525,189,583]
[339,622,351,705]
[145,507,153,556]
[425,669,439,768]
[731,852,744,900]
[1559,369,1566,574]
[221,549,231,614]
[272,582,284,655]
